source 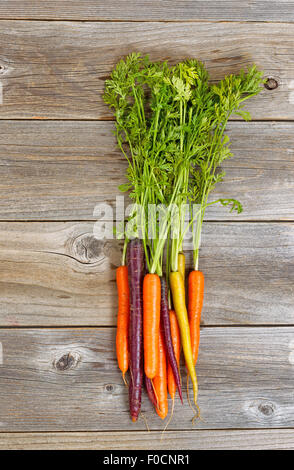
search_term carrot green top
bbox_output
[104,53,264,272]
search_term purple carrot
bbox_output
[160,277,183,403]
[145,374,158,408]
[127,239,144,422]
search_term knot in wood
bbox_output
[54,352,80,371]
[71,233,103,264]
[264,78,278,90]
[258,402,274,416]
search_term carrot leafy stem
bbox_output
[104,53,264,272]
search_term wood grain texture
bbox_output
[0,8,292,448]
[0,327,294,431]
[1,429,294,450]
[1,121,294,221]
[0,1,293,22]
[0,221,293,327]
[0,21,291,120]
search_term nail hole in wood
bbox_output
[264,78,278,90]
[106,384,114,392]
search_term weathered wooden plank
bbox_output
[1,121,294,221]
[0,1,293,22]
[0,327,293,431]
[1,429,294,450]
[0,222,293,327]
[0,21,291,120]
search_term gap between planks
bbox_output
[1,220,294,224]
[0,118,293,122]
[0,324,294,330]
[1,427,294,436]
[1,19,294,24]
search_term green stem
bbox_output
[122,237,128,266]
[150,171,183,274]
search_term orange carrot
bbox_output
[167,310,181,400]
[116,265,130,381]
[143,273,161,379]
[188,270,204,365]
[153,327,168,419]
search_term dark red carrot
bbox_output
[167,310,181,400]
[160,277,183,403]
[127,239,144,422]
[145,375,158,408]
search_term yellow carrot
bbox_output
[169,271,198,405]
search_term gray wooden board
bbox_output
[0,7,293,449]
[1,121,294,221]
[0,21,292,120]
[0,1,293,22]
[0,327,294,431]
[1,429,294,450]
[0,221,293,327]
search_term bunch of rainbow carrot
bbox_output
[104,53,263,421]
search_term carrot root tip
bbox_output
[122,372,128,387]
[160,398,175,440]
[190,401,202,425]
[140,412,150,432]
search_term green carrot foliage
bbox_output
[104,53,264,272]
